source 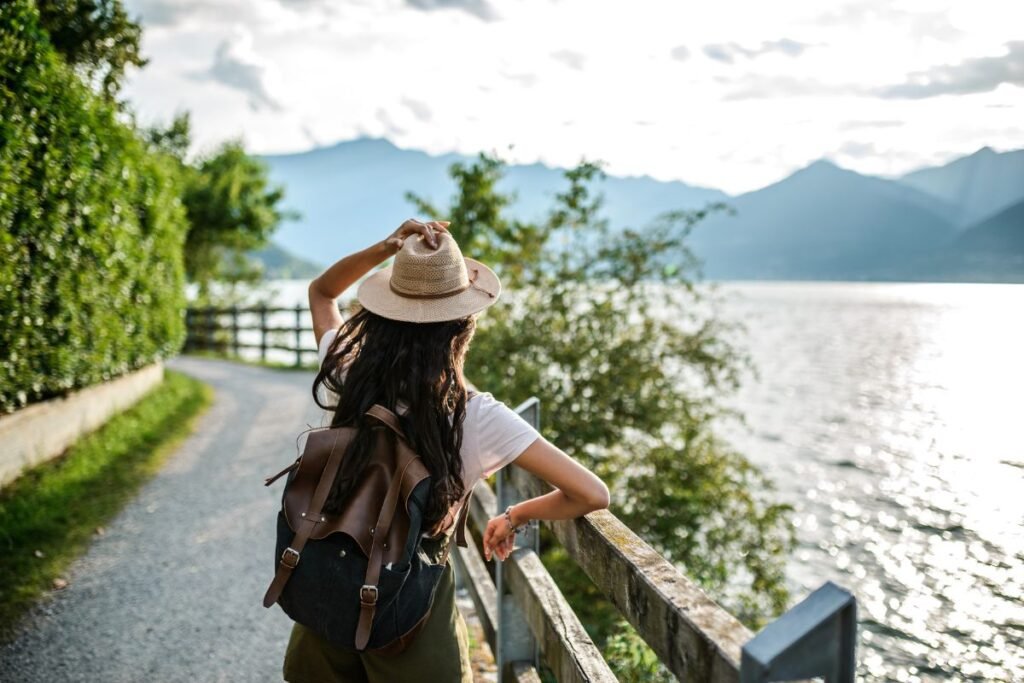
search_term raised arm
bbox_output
[307,219,449,346]
[482,436,611,562]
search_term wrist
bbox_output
[509,503,529,530]
[375,239,396,259]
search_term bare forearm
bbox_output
[310,239,391,299]
[510,489,598,528]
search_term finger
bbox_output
[416,222,438,248]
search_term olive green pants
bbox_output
[282,537,473,683]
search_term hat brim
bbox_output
[356,257,502,323]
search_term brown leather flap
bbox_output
[282,421,429,564]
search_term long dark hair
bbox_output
[312,306,476,534]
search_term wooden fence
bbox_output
[185,305,859,682]
[184,305,318,366]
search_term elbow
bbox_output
[585,483,611,512]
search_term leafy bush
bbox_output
[0,0,188,413]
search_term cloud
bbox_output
[815,2,964,42]
[404,0,498,22]
[375,108,406,137]
[836,141,877,158]
[722,75,853,100]
[192,32,282,112]
[669,45,690,62]
[703,38,808,64]
[877,41,1024,99]
[839,120,905,131]
[126,0,201,26]
[401,97,433,123]
[502,70,538,87]
[127,0,265,27]
[551,49,585,70]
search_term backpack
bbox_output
[261,403,474,655]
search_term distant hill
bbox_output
[258,138,1024,282]
[260,137,726,267]
[898,147,1024,228]
[944,199,1024,281]
[689,160,956,280]
[247,242,322,279]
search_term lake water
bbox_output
[712,282,1024,682]
[203,280,1024,681]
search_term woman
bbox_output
[282,218,611,682]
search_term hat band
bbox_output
[388,267,496,300]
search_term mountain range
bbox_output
[255,138,1024,283]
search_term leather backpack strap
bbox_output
[263,430,345,608]
[354,453,418,650]
[365,404,405,439]
[438,485,475,565]
[454,486,474,548]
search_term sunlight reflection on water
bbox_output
[712,282,1024,682]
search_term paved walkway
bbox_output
[0,356,493,682]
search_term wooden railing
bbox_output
[184,305,859,682]
[184,305,318,367]
[456,398,857,683]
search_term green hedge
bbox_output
[0,0,188,413]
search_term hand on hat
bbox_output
[384,218,451,255]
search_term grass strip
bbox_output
[0,369,212,642]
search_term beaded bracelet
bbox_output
[504,504,538,533]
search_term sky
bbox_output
[121,0,1024,194]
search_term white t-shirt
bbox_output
[315,327,541,535]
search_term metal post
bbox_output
[260,307,268,362]
[495,397,542,683]
[741,581,857,683]
[294,305,303,367]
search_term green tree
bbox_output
[35,0,145,98]
[145,113,294,302]
[408,152,794,674]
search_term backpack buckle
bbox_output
[360,584,379,605]
[280,547,301,568]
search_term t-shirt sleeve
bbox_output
[315,329,342,411]
[473,392,542,478]
[317,328,339,368]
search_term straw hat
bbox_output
[357,231,501,323]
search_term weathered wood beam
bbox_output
[453,524,499,652]
[512,660,543,683]
[508,464,752,683]
[503,547,618,683]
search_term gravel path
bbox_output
[0,357,343,682]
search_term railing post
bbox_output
[294,304,303,367]
[495,397,542,683]
[204,306,214,352]
[260,307,268,362]
[231,305,239,358]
